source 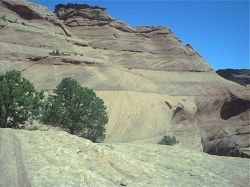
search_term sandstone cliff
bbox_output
[0,0,249,159]
[55,3,211,72]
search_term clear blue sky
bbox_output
[30,0,249,70]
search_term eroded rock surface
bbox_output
[0,0,249,158]
[55,3,211,72]
[0,128,249,187]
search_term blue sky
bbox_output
[30,0,249,70]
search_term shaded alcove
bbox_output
[220,98,250,120]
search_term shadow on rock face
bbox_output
[220,98,250,120]
[2,1,43,20]
[194,96,250,158]
[202,135,250,158]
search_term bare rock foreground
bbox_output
[0,128,249,187]
[0,0,250,186]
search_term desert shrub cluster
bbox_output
[158,135,178,146]
[0,70,108,142]
[49,50,71,56]
[49,50,83,57]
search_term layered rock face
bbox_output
[55,4,211,72]
[0,0,249,158]
[216,69,250,86]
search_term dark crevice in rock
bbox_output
[165,101,172,109]
[65,13,111,22]
[55,3,107,12]
[2,1,42,20]
[138,33,150,38]
[51,21,71,37]
[136,26,169,34]
[121,49,144,53]
[113,34,118,38]
[109,24,134,33]
[120,49,158,55]
[172,106,184,119]
[61,58,82,65]
[27,56,48,62]
[61,59,95,65]
[171,104,194,124]
[73,41,88,47]
[65,19,81,26]
[220,98,250,120]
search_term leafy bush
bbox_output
[49,50,71,56]
[0,70,44,128]
[49,50,60,56]
[158,135,178,146]
[41,77,108,142]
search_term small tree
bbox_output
[0,70,44,128]
[41,77,108,142]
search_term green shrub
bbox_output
[49,50,71,56]
[158,135,178,146]
[49,50,60,56]
[41,77,108,142]
[0,70,44,128]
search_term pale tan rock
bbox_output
[0,128,249,187]
[55,4,211,72]
[0,0,249,158]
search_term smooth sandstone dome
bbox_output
[0,0,249,159]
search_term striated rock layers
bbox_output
[0,0,249,158]
[55,3,211,72]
